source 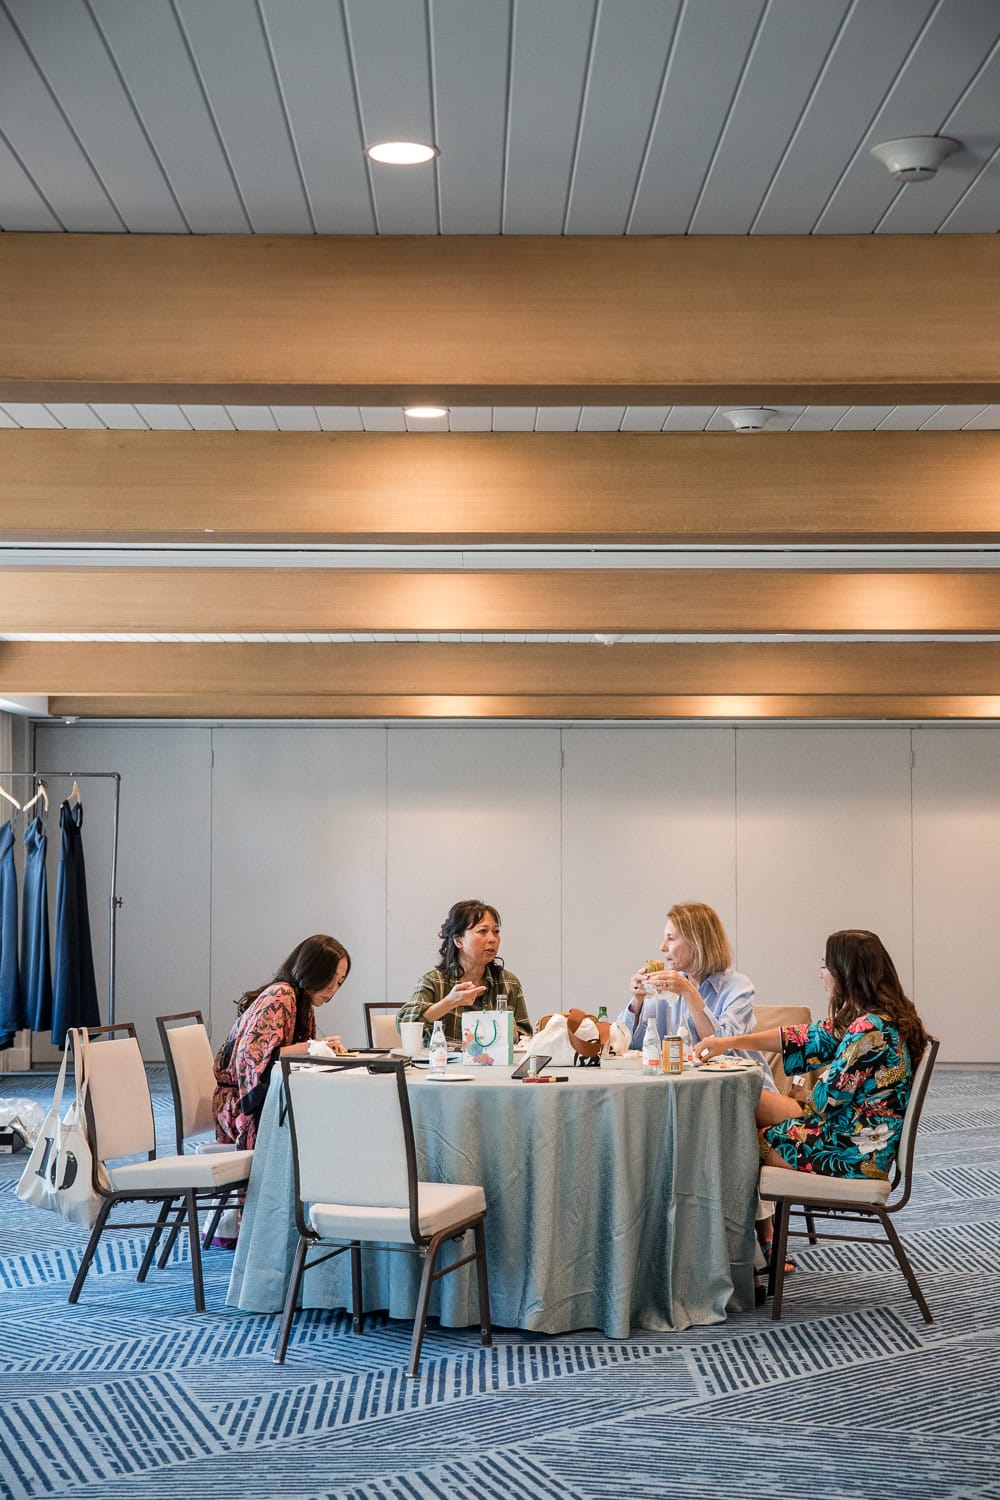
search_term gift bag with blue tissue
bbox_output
[461,1010,514,1067]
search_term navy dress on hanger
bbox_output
[0,819,24,1050]
[51,798,100,1049]
[21,813,52,1033]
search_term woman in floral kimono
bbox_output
[213,933,351,1151]
[698,929,928,1180]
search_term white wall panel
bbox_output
[735,727,913,1028]
[209,727,387,1051]
[912,729,1000,1061]
[386,728,561,1030]
[561,727,737,1016]
[32,721,999,1067]
[33,724,212,1060]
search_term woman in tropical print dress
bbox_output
[697,929,928,1180]
[213,934,351,1150]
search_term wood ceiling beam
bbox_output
[4,430,1000,545]
[45,694,1000,722]
[0,234,996,406]
[8,567,1000,633]
[9,641,1000,696]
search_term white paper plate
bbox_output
[698,1058,757,1072]
[422,1069,477,1081]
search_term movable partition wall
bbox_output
[33,721,1000,1064]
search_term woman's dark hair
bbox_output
[238,934,351,1042]
[436,899,501,976]
[824,929,927,1060]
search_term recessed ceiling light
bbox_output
[404,405,449,420]
[367,141,438,165]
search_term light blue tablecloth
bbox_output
[227,1060,762,1337]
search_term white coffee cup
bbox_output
[400,1020,426,1056]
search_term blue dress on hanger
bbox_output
[51,798,100,1048]
[0,819,24,1050]
[21,813,52,1033]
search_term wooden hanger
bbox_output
[21,783,48,817]
[66,780,81,806]
[0,786,21,817]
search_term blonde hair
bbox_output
[667,902,732,978]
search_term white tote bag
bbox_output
[15,1029,108,1228]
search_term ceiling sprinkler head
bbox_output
[722,408,778,433]
[869,136,959,183]
[593,634,623,647]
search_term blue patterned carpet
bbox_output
[1,1067,997,1500]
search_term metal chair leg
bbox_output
[804,1209,818,1245]
[473,1218,492,1348]
[881,1212,933,1323]
[350,1242,364,1333]
[201,1196,227,1250]
[274,1235,310,1364]
[156,1205,185,1269]
[184,1190,205,1312]
[68,1198,115,1304]
[408,1233,445,1378]
[769,1200,791,1320]
[138,1198,175,1281]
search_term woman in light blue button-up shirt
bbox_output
[616,901,775,1089]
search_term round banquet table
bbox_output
[227,1056,763,1337]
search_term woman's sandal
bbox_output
[760,1244,797,1275]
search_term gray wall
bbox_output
[32,721,1000,1063]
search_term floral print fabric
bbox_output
[763,1014,914,1179]
[213,982,314,1149]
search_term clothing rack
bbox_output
[0,770,121,1025]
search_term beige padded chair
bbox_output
[759,1035,939,1323]
[363,1003,400,1049]
[752,1004,813,1094]
[156,1010,247,1253]
[275,1056,491,1377]
[69,1023,253,1311]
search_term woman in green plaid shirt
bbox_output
[397,898,533,1049]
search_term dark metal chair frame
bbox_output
[761,1035,940,1323]
[155,1009,243,1256]
[275,1055,492,1376]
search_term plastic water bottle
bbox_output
[642,1017,662,1075]
[428,1019,448,1075]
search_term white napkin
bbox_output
[307,1039,342,1060]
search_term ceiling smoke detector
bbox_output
[869,136,959,183]
[722,408,778,433]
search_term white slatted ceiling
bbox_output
[0,0,997,236]
[2,403,999,432]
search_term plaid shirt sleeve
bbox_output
[397,966,533,1048]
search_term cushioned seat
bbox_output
[109,1149,254,1193]
[310,1182,486,1242]
[758,1164,891,1207]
